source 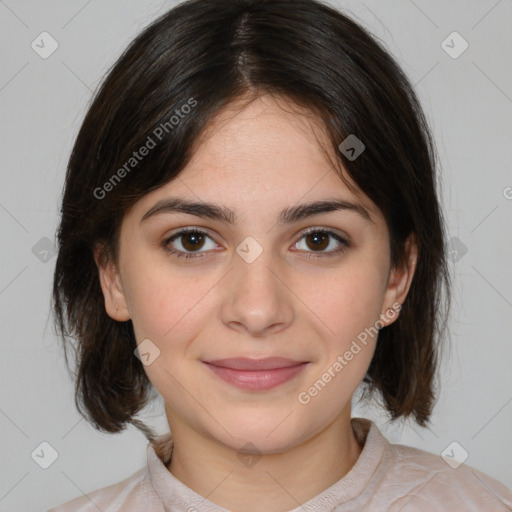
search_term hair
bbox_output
[53,0,452,443]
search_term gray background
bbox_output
[0,0,511,510]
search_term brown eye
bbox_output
[179,231,206,251]
[164,228,217,259]
[294,229,350,258]
[304,231,330,251]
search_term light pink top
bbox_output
[48,418,512,511]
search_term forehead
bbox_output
[129,94,383,226]
[189,95,333,179]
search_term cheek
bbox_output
[124,263,214,399]
[123,256,213,340]
[303,263,386,343]
[296,272,382,415]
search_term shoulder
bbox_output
[380,441,512,511]
[47,467,158,512]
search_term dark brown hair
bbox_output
[53,0,452,442]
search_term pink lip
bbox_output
[203,357,308,391]
[205,357,305,370]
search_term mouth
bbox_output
[202,357,309,391]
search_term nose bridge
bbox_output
[221,238,293,335]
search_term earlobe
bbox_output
[94,245,131,321]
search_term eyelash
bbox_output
[162,227,350,260]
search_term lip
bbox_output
[204,357,306,370]
[202,357,309,391]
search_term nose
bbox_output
[220,247,294,337]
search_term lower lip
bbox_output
[203,362,308,391]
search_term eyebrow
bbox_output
[141,196,374,225]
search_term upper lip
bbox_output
[203,357,307,371]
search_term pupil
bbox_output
[184,232,204,250]
[308,232,328,251]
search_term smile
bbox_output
[202,358,309,391]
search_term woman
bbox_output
[50,0,512,510]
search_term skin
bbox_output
[96,94,417,512]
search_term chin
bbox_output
[205,410,312,454]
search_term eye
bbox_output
[162,227,350,260]
[292,228,350,259]
[163,228,218,259]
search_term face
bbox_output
[98,94,415,454]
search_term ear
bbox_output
[379,233,418,328]
[94,244,131,321]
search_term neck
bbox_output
[165,407,362,512]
